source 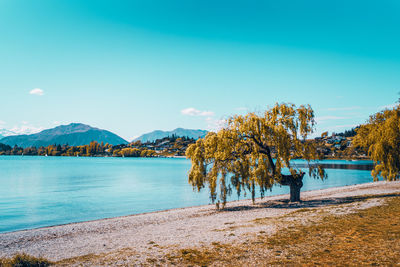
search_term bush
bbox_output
[0,253,52,267]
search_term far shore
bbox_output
[0,154,372,161]
[1,181,400,265]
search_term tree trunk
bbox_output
[289,181,302,202]
[280,173,305,202]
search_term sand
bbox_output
[1,181,400,265]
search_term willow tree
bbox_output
[186,103,326,206]
[353,103,400,181]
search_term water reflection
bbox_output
[293,163,374,171]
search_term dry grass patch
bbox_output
[265,196,400,265]
[166,242,249,266]
[165,194,400,266]
[0,253,52,267]
[55,247,138,266]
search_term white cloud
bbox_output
[29,88,44,96]
[181,107,226,132]
[181,107,215,117]
[0,120,5,126]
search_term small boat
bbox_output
[45,154,48,157]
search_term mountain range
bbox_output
[0,123,128,148]
[0,124,209,148]
[134,128,208,143]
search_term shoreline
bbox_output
[0,154,372,160]
[0,179,378,235]
[1,181,400,265]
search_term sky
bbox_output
[0,0,399,141]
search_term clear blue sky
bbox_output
[0,0,399,141]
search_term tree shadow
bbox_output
[221,193,400,212]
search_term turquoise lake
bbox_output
[0,156,374,233]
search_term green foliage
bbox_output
[186,103,326,205]
[353,104,400,181]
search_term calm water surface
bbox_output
[0,156,374,233]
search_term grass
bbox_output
[264,196,400,265]
[166,243,248,266]
[55,248,138,266]
[167,195,400,266]
[0,253,52,267]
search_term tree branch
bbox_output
[245,134,276,176]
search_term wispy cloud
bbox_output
[331,124,358,129]
[29,88,44,96]
[181,107,214,117]
[0,120,5,126]
[324,106,361,111]
[315,116,346,123]
[181,107,226,132]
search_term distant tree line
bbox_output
[334,127,359,138]
[0,136,197,157]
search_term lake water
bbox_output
[0,156,374,233]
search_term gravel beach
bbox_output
[1,181,400,265]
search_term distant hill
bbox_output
[0,123,128,148]
[135,128,208,143]
[0,134,4,140]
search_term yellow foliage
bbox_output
[186,103,325,205]
[353,104,400,181]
